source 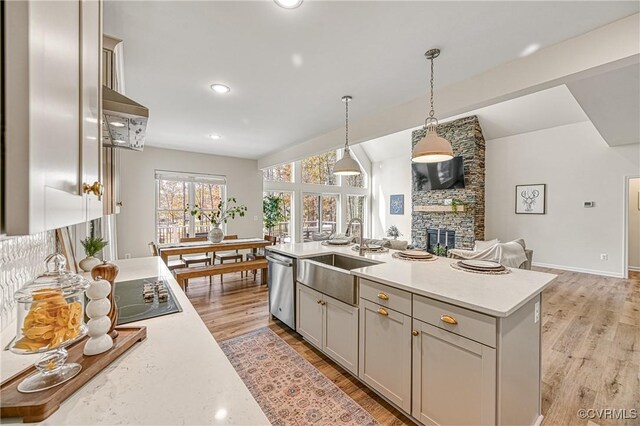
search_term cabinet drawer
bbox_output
[360,279,411,315]
[413,295,496,347]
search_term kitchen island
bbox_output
[267,242,557,426]
[0,257,269,425]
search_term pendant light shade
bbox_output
[412,127,454,163]
[333,147,361,175]
[333,95,362,176]
[412,48,454,163]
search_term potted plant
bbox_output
[263,194,286,237]
[386,225,402,240]
[187,197,247,243]
[79,235,109,272]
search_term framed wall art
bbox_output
[515,184,546,214]
[390,194,404,215]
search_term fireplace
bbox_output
[426,229,455,255]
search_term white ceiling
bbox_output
[103,1,639,160]
[360,85,589,162]
[567,63,640,146]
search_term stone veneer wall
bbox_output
[411,115,485,250]
[0,232,56,331]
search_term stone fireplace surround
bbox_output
[411,116,486,250]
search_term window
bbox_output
[344,173,365,188]
[302,193,339,241]
[263,163,293,182]
[264,191,293,243]
[346,195,365,237]
[301,151,337,185]
[155,171,226,244]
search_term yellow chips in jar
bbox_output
[14,288,83,351]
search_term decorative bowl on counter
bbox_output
[10,253,90,393]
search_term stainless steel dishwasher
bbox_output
[266,252,296,330]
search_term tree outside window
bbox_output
[301,151,337,185]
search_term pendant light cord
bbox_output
[429,56,435,119]
[344,98,349,150]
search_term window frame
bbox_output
[155,170,227,244]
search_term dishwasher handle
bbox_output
[266,255,293,267]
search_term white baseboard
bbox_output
[628,266,640,272]
[532,262,624,278]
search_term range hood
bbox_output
[102,86,149,151]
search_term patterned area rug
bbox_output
[220,327,379,426]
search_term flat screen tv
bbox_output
[412,156,465,190]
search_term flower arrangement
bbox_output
[187,197,247,227]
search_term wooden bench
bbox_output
[174,259,268,290]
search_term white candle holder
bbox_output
[83,277,114,356]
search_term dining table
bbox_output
[158,237,273,265]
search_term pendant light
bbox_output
[412,48,454,163]
[333,95,362,176]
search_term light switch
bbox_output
[584,201,595,208]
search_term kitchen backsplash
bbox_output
[0,231,56,331]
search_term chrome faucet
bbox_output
[345,218,369,256]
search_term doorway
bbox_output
[625,176,640,278]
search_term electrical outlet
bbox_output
[124,253,131,259]
[534,301,540,323]
[600,253,609,261]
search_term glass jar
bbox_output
[10,253,90,393]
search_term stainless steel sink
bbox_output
[297,254,381,305]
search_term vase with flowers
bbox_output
[187,197,248,243]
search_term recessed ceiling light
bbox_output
[520,43,541,57]
[274,0,303,9]
[209,134,222,140]
[210,84,231,94]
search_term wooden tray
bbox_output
[1,326,147,423]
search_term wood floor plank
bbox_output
[185,267,640,426]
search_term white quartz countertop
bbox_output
[0,257,269,426]
[267,242,556,317]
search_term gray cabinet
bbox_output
[296,284,359,374]
[4,0,102,235]
[296,284,323,348]
[359,298,412,413]
[323,295,358,374]
[412,319,496,426]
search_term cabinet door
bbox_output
[359,299,412,413]
[81,0,102,221]
[5,0,85,234]
[323,295,358,375]
[412,319,496,426]
[296,284,323,349]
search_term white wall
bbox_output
[486,121,640,277]
[371,152,412,240]
[117,147,263,259]
[629,178,640,270]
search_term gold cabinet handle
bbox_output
[83,181,103,198]
[377,292,389,301]
[440,314,458,325]
[321,301,326,305]
[412,330,419,336]
[377,307,389,316]
[316,300,322,304]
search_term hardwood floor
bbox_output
[186,269,640,426]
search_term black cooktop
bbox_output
[114,276,182,325]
